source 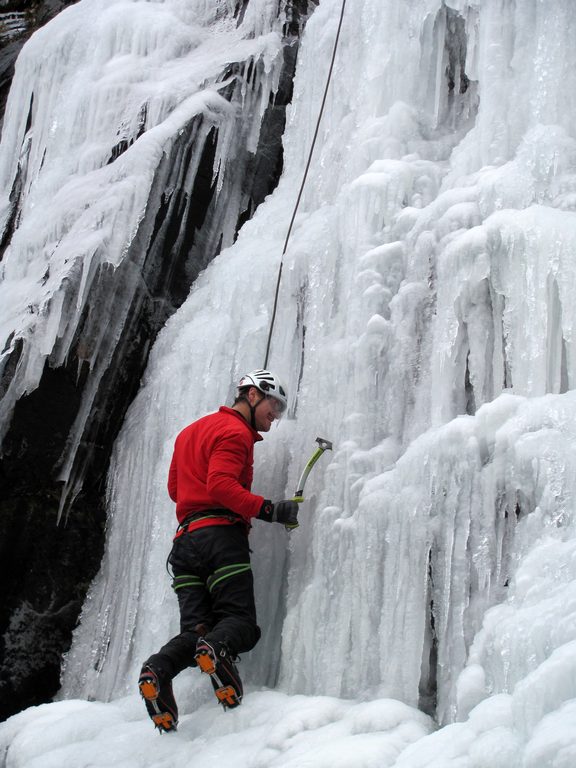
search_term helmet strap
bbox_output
[249,394,266,430]
[237,391,265,430]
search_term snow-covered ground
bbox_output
[0,691,434,768]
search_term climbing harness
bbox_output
[165,509,245,575]
[172,563,252,594]
[263,0,348,368]
[173,509,242,538]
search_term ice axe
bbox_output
[292,437,333,504]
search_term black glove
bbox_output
[257,499,299,529]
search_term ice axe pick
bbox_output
[292,437,333,504]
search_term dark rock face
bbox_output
[0,3,316,720]
[0,364,105,720]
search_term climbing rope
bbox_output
[263,0,347,369]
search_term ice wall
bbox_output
[0,0,289,515]
[62,0,576,746]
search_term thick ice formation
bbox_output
[0,0,286,514]
[4,0,576,765]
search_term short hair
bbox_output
[233,386,253,406]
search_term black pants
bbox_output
[151,524,261,679]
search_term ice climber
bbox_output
[138,369,299,732]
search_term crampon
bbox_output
[195,638,243,709]
[138,664,178,732]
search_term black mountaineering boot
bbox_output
[195,637,243,709]
[138,663,178,732]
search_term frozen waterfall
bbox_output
[0,0,289,518]
[3,0,576,765]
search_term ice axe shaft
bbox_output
[293,437,333,503]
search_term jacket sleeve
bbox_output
[206,432,263,520]
[167,450,178,502]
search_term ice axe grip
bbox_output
[292,437,333,503]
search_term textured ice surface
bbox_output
[0,692,434,768]
[4,0,576,765]
[0,0,285,514]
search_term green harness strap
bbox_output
[207,563,252,592]
[172,574,203,591]
[172,563,252,593]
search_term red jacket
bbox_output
[168,406,264,529]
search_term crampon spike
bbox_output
[215,685,240,707]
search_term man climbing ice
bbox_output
[138,369,299,732]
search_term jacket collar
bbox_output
[219,406,263,442]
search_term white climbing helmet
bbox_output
[238,369,288,412]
